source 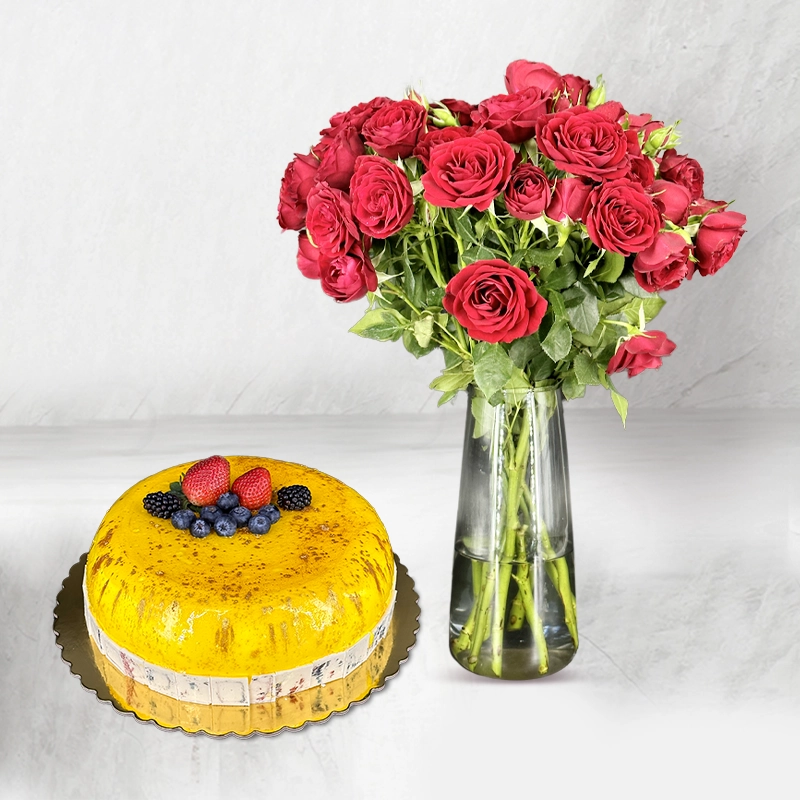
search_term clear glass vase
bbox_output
[449,385,578,679]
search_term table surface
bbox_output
[1,408,799,799]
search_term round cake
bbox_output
[83,455,396,707]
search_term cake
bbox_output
[83,455,396,713]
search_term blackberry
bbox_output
[276,485,312,511]
[143,491,181,519]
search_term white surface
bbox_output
[1,409,799,799]
[1,0,800,424]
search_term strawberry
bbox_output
[231,467,273,510]
[181,456,230,506]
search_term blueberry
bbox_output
[257,504,281,524]
[200,505,221,523]
[191,519,211,539]
[171,509,197,530]
[217,492,240,512]
[213,514,237,537]
[231,506,252,527]
[248,515,271,535]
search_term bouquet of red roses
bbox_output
[278,59,746,679]
[278,58,745,423]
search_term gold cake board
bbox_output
[54,553,419,737]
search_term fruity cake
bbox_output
[83,456,396,709]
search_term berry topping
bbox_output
[200,505,221,524]
[247,515,272,535]
[276,484,312,511]
[257,504,281,524]
[213,514,237,537]
[216,492,240,512]
[143,491,181,519]
[171,509,198,530]
[231,506,252,527]
[191,519,212,539]
[231,468,273,510]
[182,456,230,506]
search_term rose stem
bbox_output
[452,559,484,654]
[535,512,578,648]
[513,570,549,675]
[490,403,531,677]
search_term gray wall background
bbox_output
[1,0,798,424]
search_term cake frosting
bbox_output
[83,456,396,706]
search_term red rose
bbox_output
[546,177,592,222]
[592,101,626,123]
[504,163,552,220]
[658,150,704,201]
[319,245,377,303]
[471,87,549,143]
[440,98,476,127]
[349,156,414,238]
[296,232,320,279]
[421,130,514,212]
[413,126,470,168]
[553,74,593,110]
[277,152,320,231]
[505,60,561,95]
[650,179,692,225]
[443,259,548,343]
[694,210,746,276]
[629,155,656,188]
[583,179,662,255]
[633,232,693,292]
[315,126,364,191]
[305,183,360,257]
[536,106,630,180]
[607,331,676,377]
[689,197,727,217]
[361,99,427,159]
[320,96,392,137]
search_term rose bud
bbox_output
[694,210,746,276]
[440,98,477,127]
[650,179,692,225]
[553,74,593,110]
[443,259,548,344]
[633,232,693,292]
[607,331,677,377]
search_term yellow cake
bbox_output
[83,456,396,707]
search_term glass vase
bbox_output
[449,385,578,679]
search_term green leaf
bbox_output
[621,295,666,325]
[437,390,459,407]
[583,253,604,278]
[413,315,434,348]
[573,352,601,385]
[349,308,407,342]
[593,250,626,283]
[526,247,561,269]
[461,244,497,264]
[471,393,495,439]
[611,390,629,427]
[429,364,474,394]
[454,211,477,246]
[540,319,572,362]
[169,482,184,495]
[530,348,555,381]
[426,286,445,306]
[501,366,533,403]
[618,272,652,298]
[541,262,577,291]
[509,334,542,369]
[566,290,600,336]
[561,372,586,400]
[547,290,568,321]
[472,342,514,400]
[402,329,436,359]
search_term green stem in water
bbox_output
[468,566,496,669]
[513,571,549,675]
[452,559,484,654]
